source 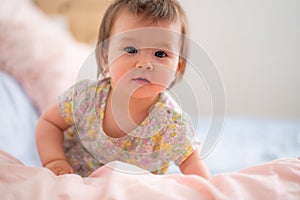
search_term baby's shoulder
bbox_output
[154,92,193,126]
[158,92,181,113]
[150,101,195,140]
[72,78,110,95]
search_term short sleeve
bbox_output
[166,110,198,166]
[58,80,94,125]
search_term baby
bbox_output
[36,0,211,179]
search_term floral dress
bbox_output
[58,78,197,177]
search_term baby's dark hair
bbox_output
[96,0,190,85]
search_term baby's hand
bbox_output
[44,160,74,176]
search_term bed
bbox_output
[1,0,300,199]
[0,148,299,199]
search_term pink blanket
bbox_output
[0,150,299,199]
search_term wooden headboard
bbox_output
[33,0,111,44]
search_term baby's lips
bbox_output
[133,76,151,83]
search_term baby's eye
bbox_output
[155,51,168,58]
[124,47,138,54]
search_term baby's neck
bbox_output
[128,95,160,115]
[104,90,159,136]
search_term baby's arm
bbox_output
[36,104,73,175]
[179,148,211,179]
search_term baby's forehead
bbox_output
[109,27,182,50]
[109,9,182,46]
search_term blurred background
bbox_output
[0,0,299,175]
[180,0,300,120]
[33,0,300,120]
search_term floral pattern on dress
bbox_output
[58,78,197,177]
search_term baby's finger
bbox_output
[69,167,74,174]
[49,167,65,176]
[57,167,73,175]
[57,170,66,175]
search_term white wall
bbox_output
[178,0,300,120]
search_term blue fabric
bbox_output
[0,71,41,166]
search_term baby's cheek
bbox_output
[150,84,165,93]
[152,67,176,87]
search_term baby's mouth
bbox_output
[132,77,151,85]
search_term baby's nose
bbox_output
[136,63,154,71]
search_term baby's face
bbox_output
[105,10,182,99]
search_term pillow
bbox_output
[0,0,91,113]
[0,71,41,166]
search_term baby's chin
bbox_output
[131,84,165,99]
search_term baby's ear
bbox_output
[176,59,183,74]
